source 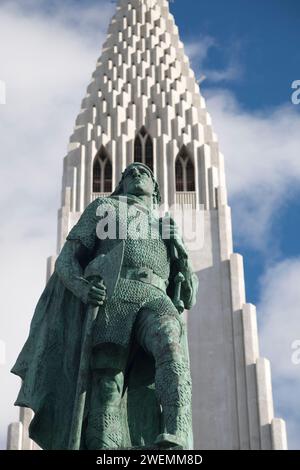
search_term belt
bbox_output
[120,266,168,293]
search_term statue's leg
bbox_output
[85,367,124,450]
[135,304,192,449]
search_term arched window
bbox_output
[134,135,143,164]
[175,147,195,192]
[93,158,101,192]
[93,146,112,193]
[134,126,153,171]
[175,157,184,192]
[145,136,153,169]
[104,159,112,193]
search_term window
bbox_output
[104,159,112,192]
[134,135,143,164]
[175,157,184,192]
[93,146,112,193]
[175,147,195,192]
[93,158,101,192]
[134,126,153,171]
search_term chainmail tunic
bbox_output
[67,196,177,346]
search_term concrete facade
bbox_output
[8,0,287,450]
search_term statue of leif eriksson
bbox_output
[12,162,199,450]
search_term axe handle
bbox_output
[68,303,101,449]
[173,272,185,314]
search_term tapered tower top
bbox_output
[60,0,219,244]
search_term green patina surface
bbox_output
[12,163,199,450]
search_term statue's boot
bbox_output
[85,405,123,449]
[154,358,192,449]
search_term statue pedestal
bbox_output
[118,445,183,451]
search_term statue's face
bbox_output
[122,165,155,198]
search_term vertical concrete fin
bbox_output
[7,422,23,450]
[271,418,288,450]
[230,254,246,311]
[256,357,274,449]
[46,256,57,282]
[198,144,211,210]
[242,303,261,449]
[230,254,250,449]
[218,205,233,261]
[20,408,34,450]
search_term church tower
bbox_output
[8,0,287,450]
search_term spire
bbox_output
[76,0,206,141]
[66,0,216,216]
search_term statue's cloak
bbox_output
[11,272,192,450]
[11,197,196,450]
[12,272,89,449]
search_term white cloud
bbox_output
[185,36,242,83]
[259,259,300,378]
[0,80,6,104]
[258,258,300,449]
[186,36,300,255]
[206,89,300,252]
[185,36,215,65]
[0,0,113,450]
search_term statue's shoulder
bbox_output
[85,196,118,214]
[90,195,114,206]
[67,197,116,244]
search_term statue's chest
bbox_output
[123,236,169,270]
[122,210,170,278]
[95,200,170,278]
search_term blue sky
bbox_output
[170,0,300,449]
[169,0,300,302]
[0,0,299,450]
[172,0,300,110]
[170,1,300,448]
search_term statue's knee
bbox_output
[156,342,183,365]
[152,317,183,362]
[92,369,123,404]
[155,327,184,364]
[98,379,119,402]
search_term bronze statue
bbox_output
[12,162,198,450]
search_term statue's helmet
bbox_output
[111,162,161,205]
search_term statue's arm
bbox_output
[55,240,91,304]
[55,240,106,306]
[162,216,199,310]
[177,256,199,310]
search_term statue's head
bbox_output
[111,163,161,205]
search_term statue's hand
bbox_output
[87,278,107,307]
[160,216,187,259]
